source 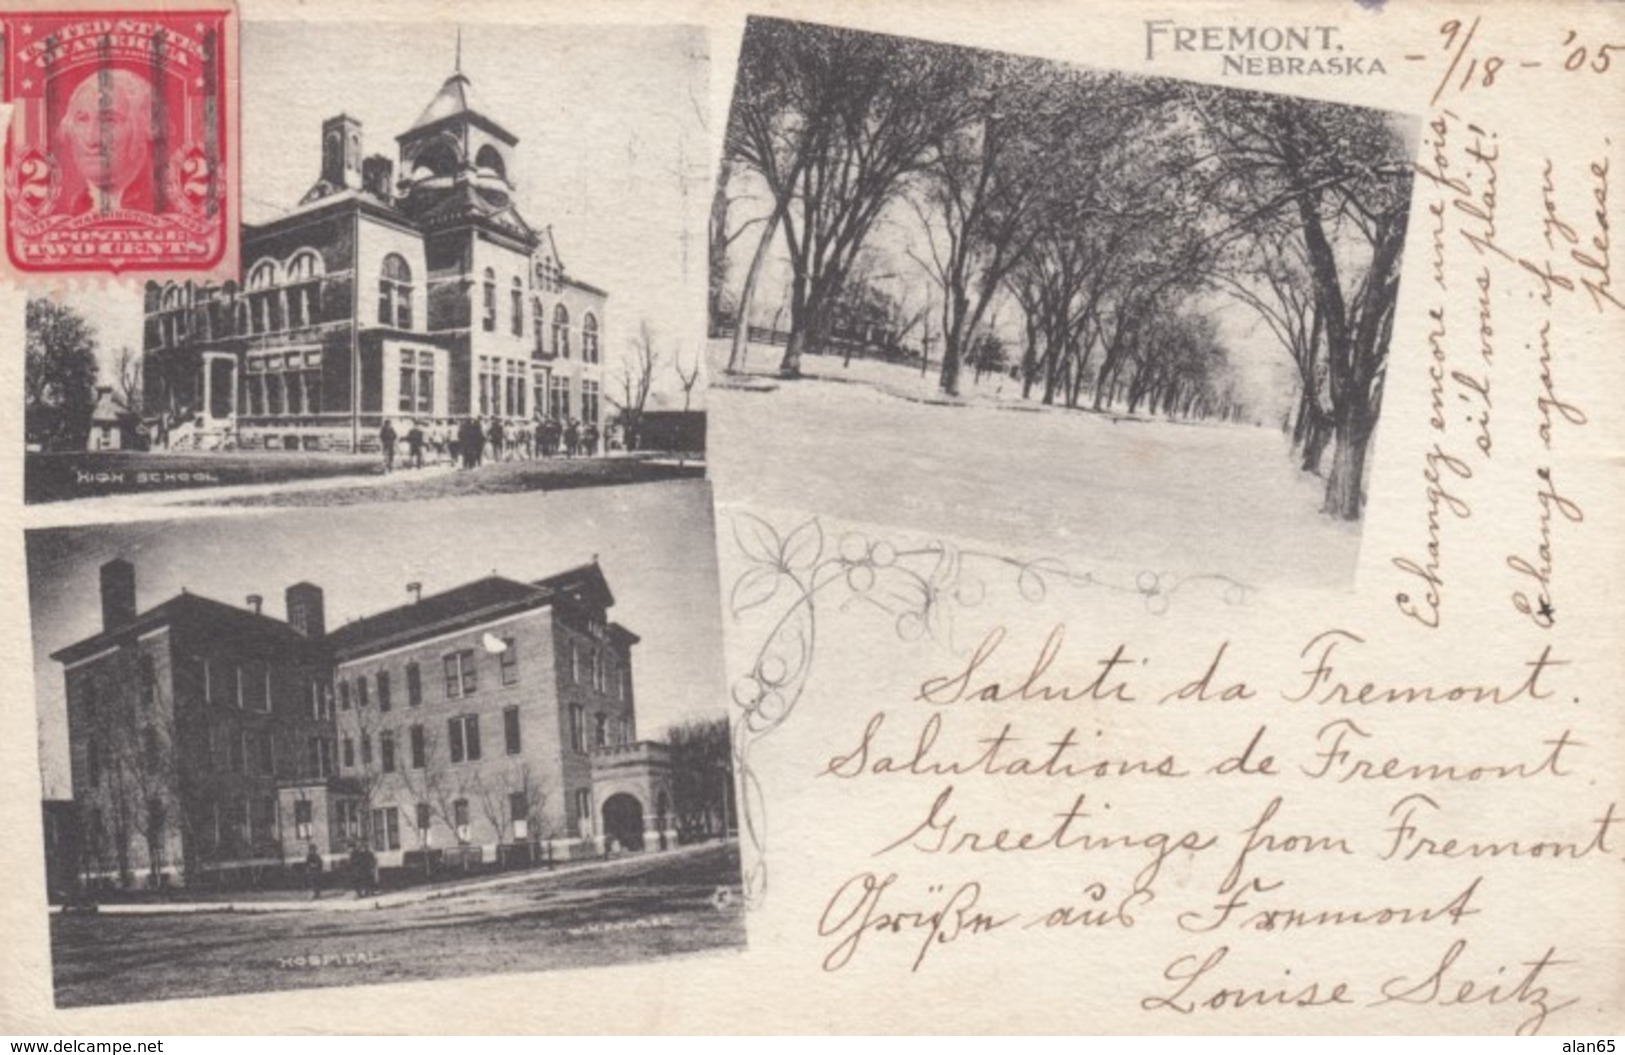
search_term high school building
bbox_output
[141,56,608,453]
[51,557,676,886]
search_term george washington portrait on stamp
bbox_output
[2,8,236,276]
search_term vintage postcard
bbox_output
[1,0,1622,1038]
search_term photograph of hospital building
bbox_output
[53,556,686,885]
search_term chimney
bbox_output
[286,582,326,639]
[362,155,394,201]
[246,594,263,615]
[407,582,423,604]
[100,559,137,632]
[319,114,363,190]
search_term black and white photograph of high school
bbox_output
[29,483,742,1008]
[708,18,1417,588]
[23,22,709,507]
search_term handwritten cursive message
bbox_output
[1395,102,1610,629]
[811,624,1614,1035]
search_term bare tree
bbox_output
[471,761,549,850]
[709,161,768,340]
[673,346,702,412]
[112,346,143,414]
[723,18,978,377]
[607,321,660,450]
[909,59,1145,396]
[1188,89,1412,519]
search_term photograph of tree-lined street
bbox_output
[709,18,1416,588]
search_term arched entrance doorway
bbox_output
[601,793,644,852]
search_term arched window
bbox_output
[379,254,413,330]
[247,260,277,290]
[285,249,324,330]
[286,250,320,283]
[510,277,524,337]
[582,313,599,364]
[475,145,507,183]
[247,259,279,334]
[158,283,184,347]
[533,297,547,356]
[482,268,497,332]
[553,303,571,359]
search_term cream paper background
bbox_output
[2,0,1622,1035]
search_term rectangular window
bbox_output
[377,671,392,712]
[203,659,214,704]
[510,792,529,839]
[582,379,600,427]
[381,730,395,773]
[360,732,372,767]
[310,736,333,778]
[575,788,592,835]
[339,680,351,710]
[410,724,425,769]
[500,638,518,685]
[549,376,571,421]
[453,798,470,839]
[356,677,370,709]
[448,714,480,763]
[287,370,304,414]
[443,650,477,698]
[238,662,267,713]
[416,802,431,832]
[569,703,586,754]
[294,799,313,842]
[570,641,579,683]
[229,731,247,773]
[372,807,400,851]
[594,712,608,749]
[139,654,157,708]
[235,665,244,708]
[258,730,276,775]
[343,736,355,769]
[406,662,422,707]
[338,800,360,841]
[399,365,415,413]
[504,706,521,755]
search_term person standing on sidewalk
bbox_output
[305,844,324,901]
[406,420,426,469]
[379,419,398,473]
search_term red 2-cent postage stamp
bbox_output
[1,6,236,277]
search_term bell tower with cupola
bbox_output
[395,41,521,215]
